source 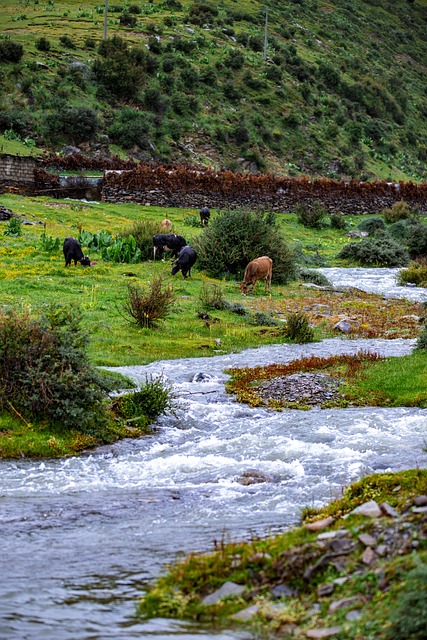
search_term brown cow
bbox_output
[161,218,172,232]
[240,256,273,295]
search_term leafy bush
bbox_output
[295,200,327,228]
[0,40,24,62]
[406,224,427,259]
[35,37,51,52]
[388,218,420,242]
[78,229,114,252]
[182,213,200,227]
[196,209,296,284]
[284,311,315,343]
[59,35,76,49]
[4,218,22,237]
[223,301,247,316]
[93,36,145,100]
[384,562,427,639]
[121,220,161,261]
[0,306,109,434]
[108,107,154,150]
[112,375,174,431]
[250,312,280,327]
[382,200,415,223]
[329,213,346,229]
[42,106,98,144]
[101,235,142,263]
[121,276,176,328]
[198,282,225,310]
[356,216,385,234]
[297,267,331,286]
[39,232,60,252]
[337,233,410,267]
[397,261,427,287]
[415,326,427,351]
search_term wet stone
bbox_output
[258,373,342,407]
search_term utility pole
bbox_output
[103,0,108,40]
[263,5,268,60]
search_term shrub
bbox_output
[101,235,142,263]
[0,40,24,62]
[382,200,415,223]
[39,232,60,252]
[284,311,315,343]
[297,267,331,286]
[196,209,296,284]
[295,200,327,228]
[223,301,247,316]
[35,37,51,52]
[384,562,427,639]
[329,213,346,229]
[388,218,420,242]
[182,213,200,227]
[406,224,427,259]
[112,375,174,430]
[119,11,137,26]
[415,326,427,351]
[121,276,176,328]
[337,233,410,267]
[108,107,154,150]
[93,36,145,100]
[250,312,280,327]
[0,306,109,434]
[188,2,219,26]
[4,218,22,237]
[397,261,427,287]
[128,4,142,14]
[59,35,76,49]
[198,282,225,310]
[121,220,161,261]
[356,216,386,234]
[42,106,98,144]
[78,229,113,252]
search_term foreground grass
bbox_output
[139,469,427,639]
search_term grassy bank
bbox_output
[139,469,427,639]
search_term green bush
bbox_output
[297,267,331,286]
[113,375,174,430]
[415,326,427,351]
[101,235,142,263]
[356,216,385,234]
[295,200,327,228]
[0,306,109,435]
[329,213,347,230]
[284,311,315,343]
[0,40,24,62]
[39,232,60,252]
[121,276,176,328]
[337,233,410,267]
[382,200,415,223]
[93,36,145,100]
[42,106,98,144]
[406,224,427,259]
[108,107,154,150]
[59,35,76,49]
[4,218,22,237]
[250,312,280,327]
[388,218,420,242]
[384,562,427,639]
[397,262,427,287]
[198,282,225,310]
[196,209,296,284]
[35,37,51,52]
[121,220,161,261]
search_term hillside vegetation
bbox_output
[0,0,426,180]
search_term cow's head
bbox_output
[171,262,180,276]
[239,282,248,295]
[81,255,91,267]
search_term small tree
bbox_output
[121,277,176,328]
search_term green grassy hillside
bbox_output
[0,0,426,180]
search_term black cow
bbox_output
[63,237,91,267]
[171,246,197,279]
[153,233,186,260]
[199,206,210,226]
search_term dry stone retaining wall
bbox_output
[0,154,37,184]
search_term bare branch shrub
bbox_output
[122,276,176,328]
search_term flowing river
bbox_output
[1,268,427,640]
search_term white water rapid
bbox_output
[1,268,426,639]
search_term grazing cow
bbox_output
[199,206,210,226]
[63,237,91,267]
[240,256,273,295]
[161,218,172,232]
[171,246,197,279]
[153,233,186,260]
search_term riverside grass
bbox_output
[0,193,425,457]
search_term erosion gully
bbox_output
[1,268,426,639]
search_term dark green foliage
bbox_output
[0,108,30,135]
[120,11,138,27]
[382,200,415,223]
[128,4,142,14]
[406,224,427,259]
[39,232,60,253]
[96,369,136,393]
[182,213,200,227]
[297,267,331,286]
[35,37,51,52]
[388,218,421,242]
[198,283,225,310]
[356,216,386,234]
[329,213,347,229]
[188,2,218,26]
[337,233,410,267]
[42,106,98,144]
[78,229,114,252]
[0,306,109,434]
[384,562,427,639]
[284,311,315,343]
[101,236,142,263]
[196,209,296,284]
[295,201,327,228]
[121,277,176,328]
[415,326,427,351]
[250,312,280,327]
[4,218,22,237]
[108,107,154,150]
[223,301,247,316]
[93,36,145,100]
[0,39,24,62]
[59,35,76,49]
[398,262,427,287]
[113,375,174,430]
[121,220,161,261]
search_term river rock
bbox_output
[358,533,376,547]
[380,502,399,517]
[306,516,335,531]
[362,547,376,565]
[328,595,363,614]
[333,320,351,333]
[237,470,274,485]
[202,581,246,605]
[306,627,342,638]
[192,372,214,382]
[230,604,259,621]
[350,500,382,518]
[413,495,427,506]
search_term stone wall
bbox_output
[101,186,427,215]
[0,154,37,184]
